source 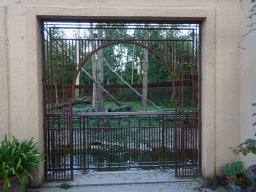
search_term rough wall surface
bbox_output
[240,0,256,168]
[0,5,9,142]
[0,0,243,185]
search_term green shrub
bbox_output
[0,134,44,191]
[221,161,244,179]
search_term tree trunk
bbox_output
[90,23,97,111]
[131,44,135,84]
[75,34,80,100]
[45,29,122,108]
[55,81,59,105]
[97,25,104,128]
[104,58,160,110]
[142,24,149,111]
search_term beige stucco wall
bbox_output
[0,0,244,185]
[0,5,9,142]
[240,0,256,168]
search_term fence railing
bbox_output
[45,111,198,179]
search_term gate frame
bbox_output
[42,22,202,179]
[32,7,216,183]
[69,37,201,177]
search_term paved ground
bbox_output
[26,170,228,192]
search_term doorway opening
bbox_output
[42,20,201,180]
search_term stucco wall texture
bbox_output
[0,0,254,186]
[240,0,256,169]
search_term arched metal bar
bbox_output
[71,40,177,104]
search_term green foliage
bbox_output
[232,103,256,156]
[0,134,44,192]
[191,178,202,185]
[221,161,244,179]
[232,138,256,156]
[228,171,256,192]
[229,183,244,192]
[201,175,228,190]
[59,182,73,189]
[45,23,199,112]
[244,171,256,188]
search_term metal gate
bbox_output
[42,21,201,181]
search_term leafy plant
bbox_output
[0,134,44,192]
[59,182,73,189]
[249,164,256,175]
[228,171,256,192]
[232,103,256,156]
[221,161,244,179]
[229,183,246,192]
[201,175,228,190]
[232,138,256,156]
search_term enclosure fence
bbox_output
[45,111,199,180]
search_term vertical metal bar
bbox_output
[175,41,179,176]
[68,40,71,96]
[133,116,136,166]
[87,116,89,171]
[158,114,161,166]
[61,40,67,179]
[118,116,121,168]
[80,116,82,166]
[63,118,66,179]
[121,116,124,165]
[178,40,182,176]
[139,115,141,167]
[162,115,165,170]
[148,115,151,167]
[174,41,178,176]
[181,41,184,176]
[128,115,131,168]
[97,117,100,169]
[111,116,113,167]
[165,114,168,167]
[49,28,55,171]
[103,116,105,167]
[41,20,48,180]
[194,25,198,175]
[198,23,202,176]
[83,116,86,173]
[58,116,60,171]
[191,29,196,175]
[144,116,146,163]
[47,116,50,180]
[69,103,73,180]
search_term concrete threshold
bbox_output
[42,170,202,187]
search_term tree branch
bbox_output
[45,29,123,107]
[104,58,161,110]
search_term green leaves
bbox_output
[59,182,73,189]
[221,161,244,179]
[233,138,256,156]
[251,0,255,3]
[242,147,250,156]
[0,133,45,192]
[245,139,256,148]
